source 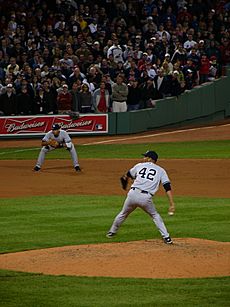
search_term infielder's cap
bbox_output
[52,124,61,130]
[142,150,158,161]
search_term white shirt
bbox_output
[89,23,97,34]
[183,39,197,50]
[43,129,71,145]
[129,162,170,195]
[156,76,164,89]
[107,45,124,63]
[146,68,157,79]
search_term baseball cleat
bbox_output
[163,236,173,244]
[106,232,116,238]
[75,166,81,172]
[33,166,41,172]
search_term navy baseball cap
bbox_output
[52,124,61,130]
[142,150,158,161]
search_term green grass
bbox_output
[0,139,229,306]
[0,270,229,307]
[0,195,229,254]
[0,140,230,159]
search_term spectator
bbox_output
[59,51,74,70]
[208,56,220,81]
[107,38,124,64]
[199,54,211,84]
[57,84,73,113]
[88,18,98,38]
[182,58,198,85]
[78,83,93,113]
[111,74,128,112]
[0,83,18,115]
[183,33,197,51]
[86,65,102,89]
[157,24,171,41]
[5,57,19,76]
[100,58,114,77]
[206,40,221,62]
[173,62,185,88]
[33,87,47,114]
[140,77,158,109]
[69,81,81,113]
[75,41,91,59]
[185,69,195,90]
[91,41,104,60]
[127,79,142,111]
[161,6,177,28]
[125,60,139,78]
[145,60,157,79]
[93,81,110,113]
[68,67,85,87]
[154,68,171,99]
[169,71,184,97]
[42,81,57,114]
[17,86,33,115]
[163,53,173,72]
[171,43,187,65]
[103,73,114,95]
[188,48,200,71]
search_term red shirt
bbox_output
[199,58,210,75]
[97,90,107,112]
[57,92,72,110]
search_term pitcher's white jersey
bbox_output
[129,162,170,195]
[42,129,71,145]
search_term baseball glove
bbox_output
[120,175,128,190]
[48,138,60,148]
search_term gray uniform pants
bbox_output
[36,143,79,168]
[109,189,169,238]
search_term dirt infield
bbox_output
[0,122,229,279]
[0,159,230,198]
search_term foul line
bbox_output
[0,147,40,156]
[82,123,230,145]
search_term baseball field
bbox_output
[0,120,230,306]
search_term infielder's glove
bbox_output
[48,139,60,148]
[120,175,128,190]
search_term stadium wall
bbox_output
[108,71,230,135]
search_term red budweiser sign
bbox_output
[0,114,108,136]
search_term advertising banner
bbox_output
[0,114,108,137]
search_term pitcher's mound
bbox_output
[0,238,229,278]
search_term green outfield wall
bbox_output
[108,71,230,135]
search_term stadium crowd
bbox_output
[0,0,229,115]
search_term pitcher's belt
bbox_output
[131,187,153,196]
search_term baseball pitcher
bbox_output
[107,150,175,244]
[33,124,81,172]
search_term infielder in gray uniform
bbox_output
[33,124,81,172]
[106,150,175,244]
